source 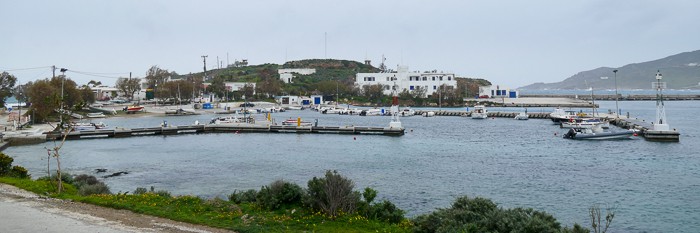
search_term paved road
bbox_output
[0,183,234,233]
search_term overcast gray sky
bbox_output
[2,0,699,88]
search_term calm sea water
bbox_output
[5,101,699,233]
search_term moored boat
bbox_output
[563,125,634,140]
[125,105,144,114]
[399,107,416,117]
[281,118,313,126]
[86,112,106,118]
[549,108,579,123]
[514,112,529,120]
[165,108,198,116]
[471,105,488,119]
[210,115,254,124]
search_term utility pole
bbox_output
[613,69,620,118]
[129,72,132,101]
[324,32,327,59]
[52,65,56,78]
[201,55,208,80]
[59,68,67,126]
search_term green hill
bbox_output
[195,59,489,104]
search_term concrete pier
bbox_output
[413,110,551,119]
[46,123,405,140]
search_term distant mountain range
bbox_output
[520,50,700,90]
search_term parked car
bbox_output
[110,99,128,104]
[239,102,255,107]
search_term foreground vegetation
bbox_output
[1,152,605,232]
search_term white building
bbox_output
[224,82,256,93]
[478,85,518,98]
[278,68,316,83]
[91,86,120,101]
[355,66,457,97]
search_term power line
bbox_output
[0,66,52,72]
[67,70,126,79]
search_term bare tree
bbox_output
[590,204,615,233]
[115,77,141,101]
[46,127,71,193]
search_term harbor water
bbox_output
[5,101,700,233]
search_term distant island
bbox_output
[520,50,700,90]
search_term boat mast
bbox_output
[389,81,402,129]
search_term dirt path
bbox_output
[0,183,235,233]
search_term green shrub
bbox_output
[134,187,148,195]
[0,153,14,175]
[9,165,30,179]
[413,196,585,233]
[78,182,111,196]
[369,200,405,224]
[256,180,303,210]
[155,190,171,198]
[305,170,361,218]
[229,189,258,204]
[73,174,99,189]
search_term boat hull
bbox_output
[564,130,634,140]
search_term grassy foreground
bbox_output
[0,177,410,232]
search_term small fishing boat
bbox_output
[422,111,435,117]
[361,108,386,116]
[125,105,144,114]
[471,105,488,119]
[560,118,610,129]
[549,108,579,123]
[165,108,198,116]
[514,112,529,120]
[281,118,313,126]
[399,107,416,117]
[563,125,634,140]
[69,122,107,131]
[210,115,254,124]
[86,112,106,118]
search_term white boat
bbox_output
[362,108,385,116]
[70,122,107,131]
[86,112,106,118]
[471,105,488,119]
[560,118,610,129]
[286,105,303,110]
[514,112,529,120]
[560,119,606,129]
[563,125,634,140]
[323,107,345,114]
[165,108,198,116]
[281,118,313,126]
[210,115,254,124]
[399,107,416,117]
[422,111,435,117]
[549,108,579,123]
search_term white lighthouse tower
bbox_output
[652,71,669,131]
[644,70,680,141]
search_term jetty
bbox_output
[411,109,679,141]
[413,110,551,118]
[46,123,404,140]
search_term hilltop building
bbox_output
[355,66,456,97]
[278,68,316,84]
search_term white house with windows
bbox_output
[278,68,316,83]
[355,66,457,97]
[478,85,519,98]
